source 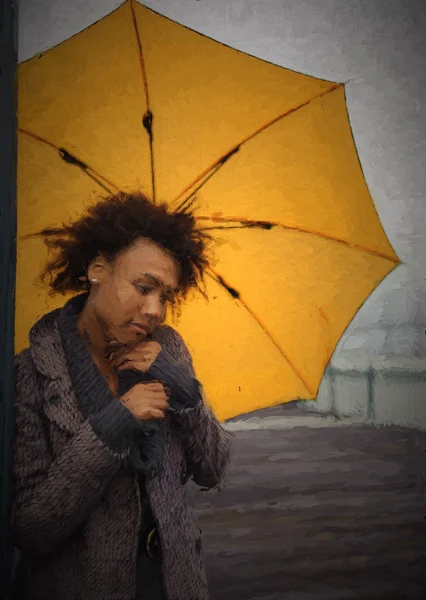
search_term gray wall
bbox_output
[19,0,426,364]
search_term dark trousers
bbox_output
[135,552,164,600]
[135,480,164,600]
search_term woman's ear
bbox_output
[87,254,111,284]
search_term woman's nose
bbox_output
[141,294,163,320]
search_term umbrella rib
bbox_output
[129,0,156,202]
[19,128,119,194]
[198,215,399,263]
[129,0,150,109]
[174,147,240,212]
[172,82,342,211]
[207,269,314,396]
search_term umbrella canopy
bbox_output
[16,0,398,421]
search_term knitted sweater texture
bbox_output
[11,297,232,600]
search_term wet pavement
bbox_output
[192,407,426,599]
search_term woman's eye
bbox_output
[135,284,174,306]
[136,284,151,295]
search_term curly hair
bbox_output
[32,192,212,301]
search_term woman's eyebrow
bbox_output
[139,273,163,286]
[139,273,178,294]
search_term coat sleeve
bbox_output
[158,326,233,489]
[11,350,129,555]
[173,388,233,489]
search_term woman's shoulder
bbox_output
[14,347,44,404]
[14,347,40,381]
[14,347,33,370]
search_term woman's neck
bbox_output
[76,299,120,395]
[77,298,109,362]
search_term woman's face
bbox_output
[87,238,180,345]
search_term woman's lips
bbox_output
[128,322,149,336]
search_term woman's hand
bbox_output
[120,382,168,421]
[110,341,162,373]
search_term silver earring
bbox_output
[91,278,98,283]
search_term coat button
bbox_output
[195,537,202,553]
[48,394,61,406]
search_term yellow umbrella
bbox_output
[16,0,398,421]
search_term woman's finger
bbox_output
[147,408,166,420]
[108,347,129,361]
[145,382,165,390]
[112,352,157,370]
[114,360,129,370]
[112,351,148,365]
[149,396,168,409]
[114,341,160,360]
[116,360,150,372]
[132,382,164,392]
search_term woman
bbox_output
[12,192,232,600]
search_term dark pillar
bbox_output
[0,0,18,596]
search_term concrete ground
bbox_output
[191,405,426,600]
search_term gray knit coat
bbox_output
[12,303,232,600]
